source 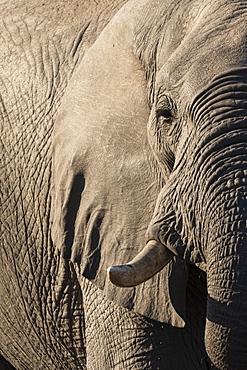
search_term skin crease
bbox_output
[1,1,246,370]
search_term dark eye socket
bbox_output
[156,109,172,120]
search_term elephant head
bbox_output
[53,0,247,368]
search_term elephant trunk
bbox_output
[188,73,247,368]
[204,163,247,369]
[206,244,247,369]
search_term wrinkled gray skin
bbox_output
[1,0,247,369]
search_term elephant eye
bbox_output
[156,109,173,124]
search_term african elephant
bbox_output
[1,0,246,370]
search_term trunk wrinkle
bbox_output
[189,68,247,125]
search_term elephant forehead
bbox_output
[155,0,247,105]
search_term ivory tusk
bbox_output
[107,240,174,287]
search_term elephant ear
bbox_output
[52,1,188,327]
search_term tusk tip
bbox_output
[107,265,134,287]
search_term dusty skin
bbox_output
[1,0,247,369]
